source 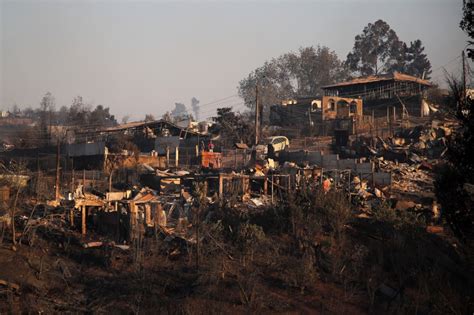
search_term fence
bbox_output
[280,150,392,187]
[161,147,250,170]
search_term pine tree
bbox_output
[406,40,432,79]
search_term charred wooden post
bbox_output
[70,208,74,227]
[242,176,249,195]
[129,201,137,228]
[81,206,86,236]
[218,173,224,199]
[175,146,179,168]
[55,140,61,201]
[271,174,274,204]
[371,162,375,187]
[145,204,151,226]
[263,176,268,195]
[109,169,113,192]
[71,167,75,193]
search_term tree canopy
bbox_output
[346,20,401,76]
[460,0,473,59]
[211,107,254,148]
[238,45,346,112]
[346,19,431,78]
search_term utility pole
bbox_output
[55,140,61,201]
[462,50,467,105]
[254,83,259,145]
[71,160,75,193]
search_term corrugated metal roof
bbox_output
[322,72,431,89]
[99,119,205,137]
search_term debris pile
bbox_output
[353,120,455,165]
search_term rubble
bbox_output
[0,101,468,313]
[361,122,454,164]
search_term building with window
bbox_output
[321,96,363,120]
[269,96,363,136]
[321,72,431,117]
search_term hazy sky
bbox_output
[0,0,469,120]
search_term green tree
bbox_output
[212,107,253,148]
[284,46,347,96]
[238,45,346,116]
[67,96,89,126]
[346,19,402,76]
[405,40,432,79]
[89,105,117,127]
[461,0,473,59]
[238,58,294,113]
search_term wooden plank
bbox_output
[81,206,86,235]
[70,208,74,227]
[218,173,223,199]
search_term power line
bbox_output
[196,103,244,117]
[431,55,462,74]
[195,94,240,109]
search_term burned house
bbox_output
[269,96,363,136]
[66,119,211,171]
[67,142,108,170]
[96,119,208,153]
[321,72,432,118]
[321,96,363,120]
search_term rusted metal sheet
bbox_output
[0,186,10,204]
[200,151,222,169]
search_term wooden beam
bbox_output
[81,206,86,235]
[70,208,74,227]
[271,175,274,204]
[145,204,151,226]
[175,146,179,168]
[218,173,223,199]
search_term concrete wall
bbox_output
[321,154,339,169]
[67,142,106,157]
[355,162,373,173]
[155,136,180,154]
[337,159,357,170]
